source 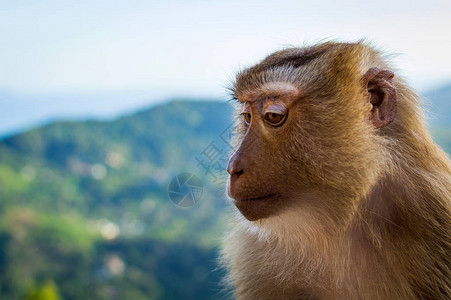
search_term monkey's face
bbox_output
[226,83,313,221]
[227,70,395,222]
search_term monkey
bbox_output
[221,41,451,299]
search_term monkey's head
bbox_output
[226,42,397,222]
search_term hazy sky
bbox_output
[0,0,450,134]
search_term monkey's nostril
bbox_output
[227,161,244,177]
[227,166,243,177]
[234,169,243,177]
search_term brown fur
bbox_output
[221,41,451,299]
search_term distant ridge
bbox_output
[425,83,451,126]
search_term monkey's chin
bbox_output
[232,194,283,221]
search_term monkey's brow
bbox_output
[233,82,301,103]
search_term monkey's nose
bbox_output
[227,156,244,177]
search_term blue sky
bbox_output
[0,0,450,135]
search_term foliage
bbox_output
[0,100,232,299]
[24,281,61,300]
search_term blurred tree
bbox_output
[24,281,61,300]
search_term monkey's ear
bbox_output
[362,67,397,128]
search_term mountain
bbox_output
[426,83,451,154]
[0,89,171,138]
[425,83,451,126]
[0,100,234,300]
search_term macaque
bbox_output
[222,41,451,299]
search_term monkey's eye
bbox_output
[242,113,251,125]
[264,112,286,126]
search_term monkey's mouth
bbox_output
[233,193,278,202]
[231,193,283,221]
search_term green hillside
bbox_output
[0,100,234,300]
[0,94,449,300]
